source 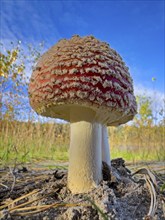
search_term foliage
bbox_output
[0,41,44,120]
[135,95,153,126]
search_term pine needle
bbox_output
[0,189,40,210]
[11,202,87,216]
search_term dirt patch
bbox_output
[0,159,164,220]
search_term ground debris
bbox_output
[0,159,164,220]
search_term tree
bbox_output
[134,95,153,126]
[0,41,44,120]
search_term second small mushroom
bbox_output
[28,35,137,193]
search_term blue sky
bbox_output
[1,0,165,119]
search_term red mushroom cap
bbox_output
[28,35,137,125]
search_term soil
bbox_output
[0,158,164,220]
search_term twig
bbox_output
[0,175,48,196]
[132,168,158,218]
[0,183,9,189]
[9,166,16,193]
[145,175,157,217]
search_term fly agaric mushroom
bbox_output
[28,35,137,193]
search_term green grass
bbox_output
[1,135,164,166]
[0,136,69,166]
[0,120,164,166]
[1,140,164,167]
[111,148,165,162]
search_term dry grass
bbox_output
[0,120,164,165]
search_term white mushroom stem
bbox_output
[68,107,102,193]
[101,125,111,167]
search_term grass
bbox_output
[0,140,69,166]
[0,120,164,166]
[111,147,165,162]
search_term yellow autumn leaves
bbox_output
[0,49,25,80]
[0,41,44,120]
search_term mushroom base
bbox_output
[68,120,102,193]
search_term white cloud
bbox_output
[134,84,164,101]
[134,84,165,115]
[1,1,61,46]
